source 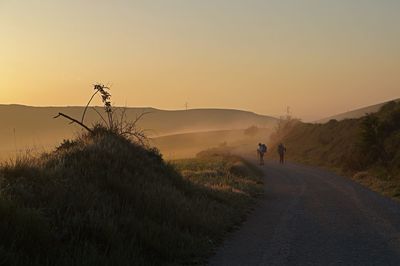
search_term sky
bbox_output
[0,0,399,121]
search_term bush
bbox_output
[357,101,400,169]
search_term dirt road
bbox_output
[209,161,400,265]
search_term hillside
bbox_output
[0,126,263,265]
[272,119,361,169]
[316,98,400,123]
[273,101,400,199]
[0,105,277,161]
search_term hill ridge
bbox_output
[0,104,269,114]
[316,98,400,123]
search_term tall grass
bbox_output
[0,127,263,265]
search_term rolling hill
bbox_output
[0,105,277,160]
[316,98,400,123]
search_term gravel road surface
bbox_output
[209,161,400,265]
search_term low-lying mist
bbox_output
[0,105,277,161]
[153,127,274,159]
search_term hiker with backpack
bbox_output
[278,143,287,164]
[257,143,267,165]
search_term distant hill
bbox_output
[316,98,400,124]
[0,105,277,160]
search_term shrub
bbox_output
[357,101,400,168]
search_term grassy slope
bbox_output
[274,119,361,171]
[274,102,400,199]
[0,128,263,266]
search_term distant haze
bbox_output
[0,105,276,160]
[1,1,399,121]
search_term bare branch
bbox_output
[81,89,100,124]
[132,111,152,126]
[55,113,93,133]
[91,107,108,125]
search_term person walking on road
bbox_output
[257,143,267,165]
[278,143,286,164]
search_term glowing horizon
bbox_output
[1,0,399,121]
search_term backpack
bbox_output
[261,144,267,153]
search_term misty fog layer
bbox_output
[0,105,277,161]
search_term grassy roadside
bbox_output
[287,152,400,201]
[172,153,264,261]
[271,101,400,200]
[0,128,263,266]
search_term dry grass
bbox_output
[0,127,263,266]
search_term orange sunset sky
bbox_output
[1,0,399,121]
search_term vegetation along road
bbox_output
[209,161,400,266]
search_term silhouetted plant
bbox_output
[55,84,149,145]
[81,84,111,124]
